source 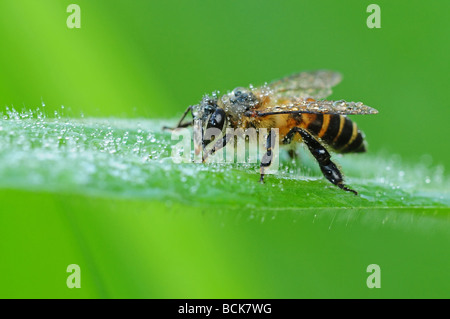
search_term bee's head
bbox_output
[192,88,258,152]
[192,94,228,150]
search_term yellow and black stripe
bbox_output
[300,114,366,153]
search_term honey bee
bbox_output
[166,70,378,195]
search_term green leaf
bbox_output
[0,109,449,298]
[0,109,448,209]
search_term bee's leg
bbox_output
[260,130,276,183]
[284,127,357,195]
[174,121,194,128]
[287,148,299,161]
[282,133,299,162]
[162,106,193,130]
[202,134,232,162]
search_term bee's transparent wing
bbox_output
[268,70,342,99]
[253,99,378,116]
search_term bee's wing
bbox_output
[253,99,378,116]
[268,70,342,99]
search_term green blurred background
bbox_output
[0,0,449,298]
[1,0,449,165]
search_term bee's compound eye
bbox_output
[207,108,226,131]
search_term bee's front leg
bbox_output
[162,106,193,130]
[202,134,232,163]
[259,130,276,183]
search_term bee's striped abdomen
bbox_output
[302,114,366,153]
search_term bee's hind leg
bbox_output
[259,130,276,183]
[283,127,358,195]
